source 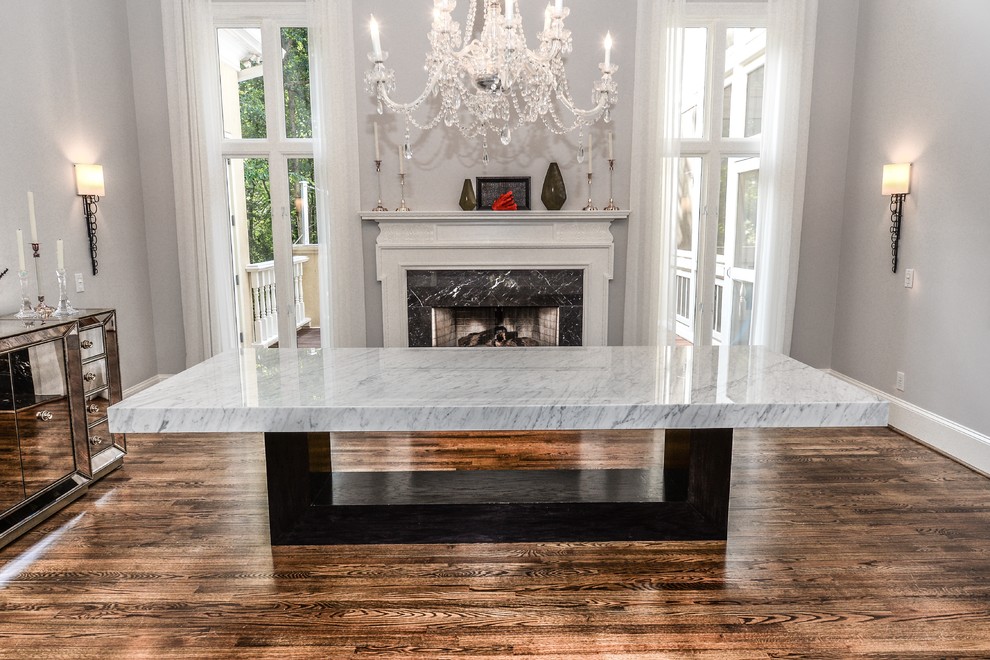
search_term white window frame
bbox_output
[162,0,366,362]
[679,4,767,347]
[212,10,313,348]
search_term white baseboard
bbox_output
[123,374,173,399]
[826,369,990,477]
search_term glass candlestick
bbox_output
[396,173,411,212]
[52,269,78,318]
[603,159,619,211]
[31,243,54,318]
[15,270,38,319]
[372,160,388,211]
[583,173,598,211]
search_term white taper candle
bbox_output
[16,229,25,272]
[28,191,38,243]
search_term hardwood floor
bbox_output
[1,428,989,658]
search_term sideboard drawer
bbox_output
[79,327,105,361]
[81,360,108,394]
[85,389,111,426]
[86,420,120,456]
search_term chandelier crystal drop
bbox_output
[364,0,618,158]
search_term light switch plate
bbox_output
[904,268,915,288]
[74,273,85,293]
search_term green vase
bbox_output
[459,178,477,211]
[541,162,566,210]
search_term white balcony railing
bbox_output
[244,255,310,347]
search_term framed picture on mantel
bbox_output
[476,176,531,210]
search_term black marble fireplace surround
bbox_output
[407,269,583,347]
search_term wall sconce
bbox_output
[882,162,911,273]
[74,164,105,275]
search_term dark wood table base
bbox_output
[264,428,733,545]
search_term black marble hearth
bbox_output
[407,269,583,347]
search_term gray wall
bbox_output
[797,0,990,437]
[0,0,183,388]
[353,0,637,346]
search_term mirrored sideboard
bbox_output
[0,309,126,550]
[77,310,126,478]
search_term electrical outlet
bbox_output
[904,268,915,288]
[74,273,85,293]
[895,371,905,391]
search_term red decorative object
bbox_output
[492,190,518,211]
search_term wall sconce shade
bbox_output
[881,162,911,196]
[882,162,911,273]
[74,163,104,275]
[75,164,105,196]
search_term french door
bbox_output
[674,17,766,347]
[213,7,318,349]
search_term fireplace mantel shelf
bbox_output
[361,210,629,223]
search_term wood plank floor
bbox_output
[0,428,989,658]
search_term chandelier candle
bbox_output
[369,15,383,61]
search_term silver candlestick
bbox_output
[52,268,78,318]
[583,173,598,211]
[396,173,411,212]
[604,159,619,211]
[31,243,53,318]
[372,160,388,211]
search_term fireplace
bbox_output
[407,269,583,347]
[366,210,625,347]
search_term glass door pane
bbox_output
[281,28,312,139]
[287,158,319,347]
[680,28,709,138]
[675,157,703,343]
[719,157,759,346]
[226,157,279,348]
[216,28,267,139]
[723,28,767,139]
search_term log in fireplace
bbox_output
[406,269,583,347]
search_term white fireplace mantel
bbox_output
[362,211,629,347]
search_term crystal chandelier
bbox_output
[364,0,618,164]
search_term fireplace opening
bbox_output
[433,306,559,347]
[406,268,583,347]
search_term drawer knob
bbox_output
[81,340,94,349]
[36,410,54,421]
[87,403,101,414]
[90,436,104,446]
[84,372,97,382]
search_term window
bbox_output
[215,19,317,348]
[674,14,766,347]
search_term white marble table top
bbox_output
[108,346,887,434]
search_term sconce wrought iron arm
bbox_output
[889,192,905,273]
[81,194,100,275]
